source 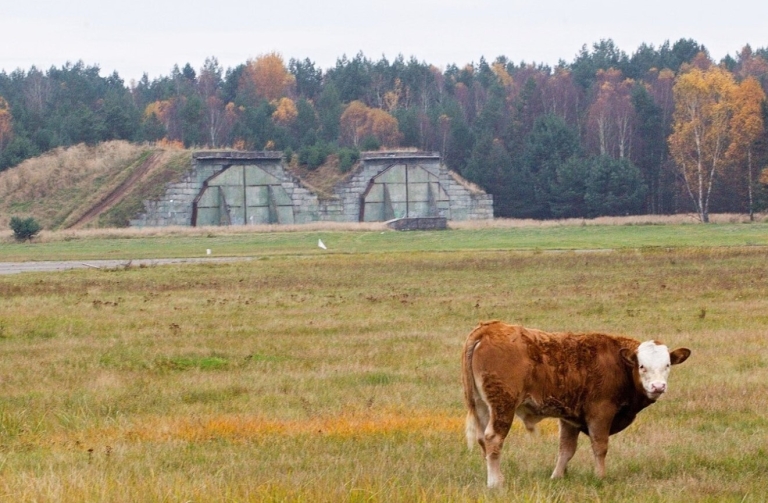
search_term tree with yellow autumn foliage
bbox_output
[272,97,298,126]
[340,101,402,149]
[239,53,295,106]
[367,108,402,148]
[668,65,737,222]
[725,77,766,219]
[339,101,368,148]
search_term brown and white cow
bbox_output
[462,321,691,486]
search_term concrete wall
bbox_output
[130,151,493,227]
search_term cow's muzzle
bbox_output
[647,382,666,398]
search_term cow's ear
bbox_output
[669,348,691,365]
[619,348,637,368]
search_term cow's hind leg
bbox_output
[551,420,580,478]
[483,413,512,488]
[481,384,516,488]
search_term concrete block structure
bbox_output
[130,151,493,227]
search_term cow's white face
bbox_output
[636,341,673,400]
[621,341,691,400]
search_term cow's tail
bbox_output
[465,412,477,451]
[462,329,483,451]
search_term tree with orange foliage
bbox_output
[725,77,766,219]
[239,53,295,106]
[367,108,402,148]
[669,65,737,222]
[0,97,13,152]
[339,101,370,147]
[340,101,402,148]
[272,97,298,126]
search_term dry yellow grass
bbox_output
[0,141,149,229]
[47,410,478,446]
[0,141,142,201]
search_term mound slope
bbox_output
[0,142,191,230]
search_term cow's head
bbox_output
[620,341,691,400]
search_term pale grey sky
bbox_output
[2,0,767,84]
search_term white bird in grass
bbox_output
[318,239,327,250]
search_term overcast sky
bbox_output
[2,0,767,84]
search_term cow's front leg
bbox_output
[588,430,609,477]
[551,420,579,478]
[586,410,614,478]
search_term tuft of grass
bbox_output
[362,372,397,386]
[155,355,230,371]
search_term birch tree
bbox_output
[587,69,635,159]
[725,77,765,219]
[668,66,736,222]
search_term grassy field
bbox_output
[2,218,768,263]
[0,225,767,501]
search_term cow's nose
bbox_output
[651,382,666,393]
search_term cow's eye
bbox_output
[639,365,646,372]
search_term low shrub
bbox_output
[338,147,360,173]
[9,216,41,241]
[298,142,332,170]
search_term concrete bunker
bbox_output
[129,151,493,227]
[359,162,449,221]
[193,164,295,225]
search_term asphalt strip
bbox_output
[0,257,249,275]
[0,249,620,275]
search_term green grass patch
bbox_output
[3,222,768,262]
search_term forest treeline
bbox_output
[2,38,768,221]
